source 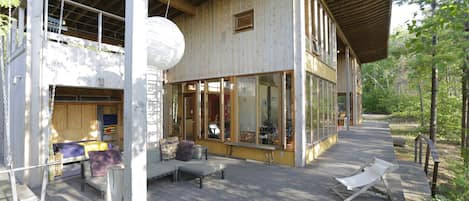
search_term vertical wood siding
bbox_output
[167,0,294,83]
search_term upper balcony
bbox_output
[5,0,208,89]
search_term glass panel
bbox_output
[328,82,333,136]
[338,94,346,124]
[258,74,281,145]
[319,79,325,139]
[184,83,197,92]
[325,81,330,137]
[305,74,312,144]
[238,76,257,143]
[207,80,221,140]
[199,81,206,139]
[224,79,232,141]
[184,95,195,141]
[172,84,183,138]
[312,76,318,142]
[286,74,294,149]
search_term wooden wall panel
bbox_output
[168,0,294,83]
[336,53,346,92]
[51,103,99,143]
[67,104,82,129]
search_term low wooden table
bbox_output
[224,142,276,165]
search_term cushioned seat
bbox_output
[178,162,226,189]
[85,176,107,192]
[147,162,178,180]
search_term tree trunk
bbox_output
[418,82,425,127]
[429,0,438,143]
[463,70,467,150]
[463,13,469,168]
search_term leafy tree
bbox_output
[0,0,20,36]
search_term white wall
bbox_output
[10,52,27,179]
[44,40,125,89]
[167,0,295,83]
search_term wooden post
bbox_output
[196,81,201,139]
[294,0,307,167]
[431,161,439,197]
[424,145,430,174]
[18,8,25,47]
[123,0,148,200]
[98,12,103,50]
[414,138,418,163]
[282,72,287,149]
[220,78,224,142]
[26,0,45,187]
[345,47,351,131]
[419,139,423,164]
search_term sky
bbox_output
[390,3,420,32]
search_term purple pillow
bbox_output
[89,150,122,177]
[175,141,194,161]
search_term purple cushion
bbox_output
[175,141,194,161]
[89,150,122,177]
[53,142,84,158]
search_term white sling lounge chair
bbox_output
[331,157,397,201]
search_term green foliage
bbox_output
[435,162,469,201]
[0,0,19,8]
[0,0,20,36]
[363,0,468,142]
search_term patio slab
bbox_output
[34,120,405,201]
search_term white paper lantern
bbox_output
[147,17,185,70]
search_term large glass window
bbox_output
[224,79,232,141]
[238,76,257,143]
[286,74,294,149]
[312,76,319,142]
[305,75,312,144]
[170,84,182,138]
[166,73,293,149]
[199,81,206,139]
[258,74,281,145]
[207,80,221,140]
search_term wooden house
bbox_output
[163,0,391,167]
[1,0,390,188]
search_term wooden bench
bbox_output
[224,142,276,165]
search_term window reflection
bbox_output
[258,74,281,145]
[224,79,232,141]
[207,80,221,140]
[238,76,257,143]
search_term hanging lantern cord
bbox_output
[164,0,171,18]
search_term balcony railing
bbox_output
[414,133,440,197]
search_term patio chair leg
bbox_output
[199,177,203,189]
[221,170,225,180]
[382,176,393,201]
[172,171,177,182]
[345,181,379,201]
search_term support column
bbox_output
[124,0,148,200]
[25,0,44,187]
[345,47,351,131]
[293,0,306,167]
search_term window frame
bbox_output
[234,9,254,33]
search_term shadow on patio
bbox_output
[36,121,404,201]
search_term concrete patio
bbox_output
[31,121,406,201]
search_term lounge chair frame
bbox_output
[330,157,397,201]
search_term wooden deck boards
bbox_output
[29,120,414,201]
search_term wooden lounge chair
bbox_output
[331,157,397,201]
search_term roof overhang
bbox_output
[326,0,392,63]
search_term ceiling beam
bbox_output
[158,0,196,16]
